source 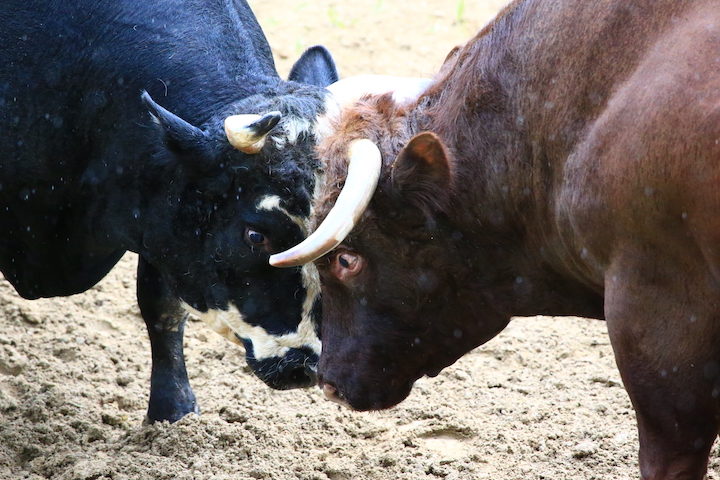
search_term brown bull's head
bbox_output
[270,99,509,409]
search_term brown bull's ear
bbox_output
[391,132,452,213]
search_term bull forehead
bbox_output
[266,92,337,150]
[270,116,312,150]
[255,167,324,237]
[256,195,306,232]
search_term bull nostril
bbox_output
[246,345,319,390]
[321,383,336,397]
[321,383,351,409]
[275,362,317,390]
[273,361,317,390]
[304,365,318,385]
[286,367,308,386]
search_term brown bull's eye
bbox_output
[332,250,364,281]
[338,255,351,268]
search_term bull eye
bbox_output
[245,228,270,250]
[248,231,265,244]
[332,250,364,281]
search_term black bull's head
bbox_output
[139,52,337,390]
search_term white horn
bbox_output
[327,75,432,109]
[224,111,281,154]
[269,139,382,268]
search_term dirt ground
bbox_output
[1,1,719,479]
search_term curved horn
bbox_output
[225,111,282,154]
[269,139,382,268]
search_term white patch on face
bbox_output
[247,187,323,358]
[268,94,340,150]
[182,303,244,346]
[300,261,321,339]
[291,174,324,348]
[307,170,324,227]
[270,114,313,150]
[182,302,322,360]
[256,195,306,233]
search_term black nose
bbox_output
[275,360,318,390]
[243,343,319,390]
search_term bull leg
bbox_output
[137,256,198,423]
[618,351,719,479]
[605,261,720,480]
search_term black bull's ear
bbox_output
[141,91,208,154]
[391,132,453,214]
[288,45,339,87]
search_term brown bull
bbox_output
[270,0,720,478]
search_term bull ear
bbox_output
[391,132,452,213]
[288,45,339,87]
[142,91,207,153]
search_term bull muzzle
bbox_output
[245,343,319,390]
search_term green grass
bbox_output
[456,0,466,24]
[327,5,358,28]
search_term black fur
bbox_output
[288,45,340,88]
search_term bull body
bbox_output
[0,0,337,423]
[309,0,720,477]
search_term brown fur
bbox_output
[314,1,720,478]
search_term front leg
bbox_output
[605,257,720,480]
[137,256,198,423]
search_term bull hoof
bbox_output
[143,402,200,425]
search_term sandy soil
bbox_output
[1,1,719,479]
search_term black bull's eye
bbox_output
[247,229,266,246]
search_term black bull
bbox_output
[0,0,337,423]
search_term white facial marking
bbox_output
[269,94,341,149]
[255,193,323,354]
[301,261,321,336]
[256,195,306,232]
[182,303,321,360]
[181,303,243,346]
[270,114,313,150]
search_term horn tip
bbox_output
[269,253,298,268]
